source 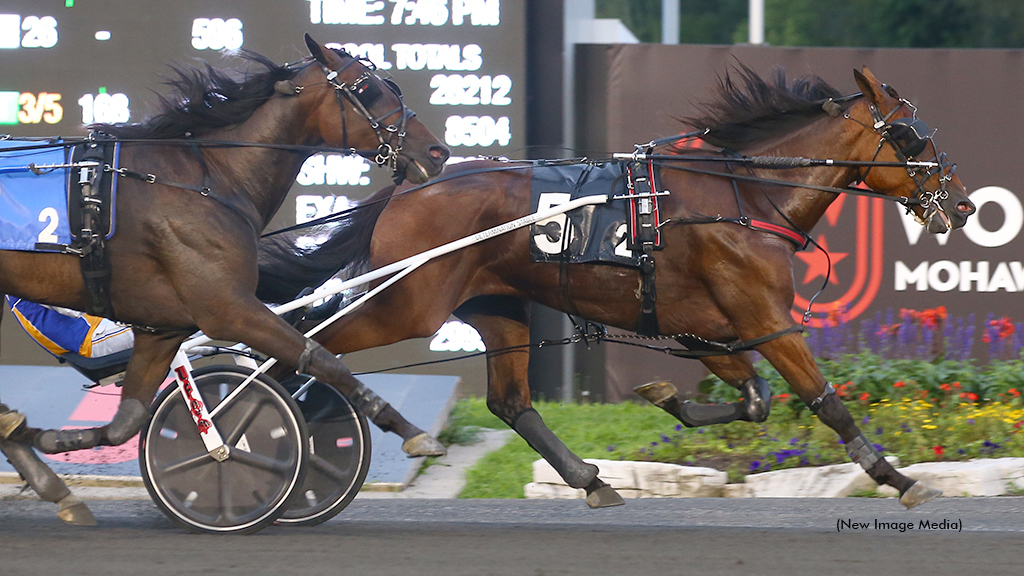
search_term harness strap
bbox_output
[74,142,116,319]
[626,161,661,336]
[111,164,262,235]
[661,325,805,358]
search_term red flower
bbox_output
[859,392,870,402]
[962,392,979,402]
[1015,421,1023,430]
[893,381,906,388]
[1010,388,1021,398]
[933,446,944,456]
[940,383,952,392]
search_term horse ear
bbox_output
[853,67,884,104]
[305,33,327,65]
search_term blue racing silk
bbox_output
[5,296,128,357]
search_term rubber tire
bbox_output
[139,365,308,534]
[276,376,371,526]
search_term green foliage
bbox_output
[451,355,1024,499]
[453,399,678,498]
[594,0,1024,48]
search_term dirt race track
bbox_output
[1,497,1022,576]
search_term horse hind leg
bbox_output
[634,353,771,427]
[456,296,624,508]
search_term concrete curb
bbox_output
[527,457,1024,500]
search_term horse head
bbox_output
[849,67,975,233]
[298,33,449,184]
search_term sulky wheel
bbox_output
[275,375,371,526]
[139,365,308,534]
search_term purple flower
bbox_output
[967,419,975,425]
[606,445,616,452]
[749,461,761,471]
[875,427,884,435]
[674,424,683,431]
[789,438,799,446]
[660,434,671,443]
[862,415,870,425]
[697,428,705,434]
[873,443,886,453]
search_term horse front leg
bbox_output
[456,296,624,508]
[635,353,771,427]
[196,295,437,453]
[30,329,189,454]
[756,331,942,508]
[297,311,446,458]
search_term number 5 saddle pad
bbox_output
[529,161,662,267]
[0,139,118,252]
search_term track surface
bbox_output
[1,497,1022,575]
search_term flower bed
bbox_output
[638,308,1024,482]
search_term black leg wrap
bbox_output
[350,385,388,421]
[740,376,771,422]
[845,433,882,470]
[302,341,388,420]
[676,401,744,427]
[0,439,71,502]
[101,398,148,446]
[34,427,104,454]
[512,408,598,489]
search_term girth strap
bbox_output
[626,161,663,336]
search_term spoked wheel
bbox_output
[140,365,308,534]
[276,375,371,526]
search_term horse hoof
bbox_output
[0,410,26,440]
[57,497,97,526]
[402,433,447,458]
[900,481,942,509]
[584,480,625,509]
[634,381,678,407]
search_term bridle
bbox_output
[285,50,416,177]
[839,86,958,225]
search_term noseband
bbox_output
[841,89,957,224]
[286,52,416,175]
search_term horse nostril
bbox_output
[429,146,449,161]
[958,201,976,215]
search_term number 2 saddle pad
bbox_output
[529,161,661,267]
[0,139,118,252]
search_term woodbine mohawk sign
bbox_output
[575,44,1024,329]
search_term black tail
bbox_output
[256,185,395,304]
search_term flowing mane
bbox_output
[90,50,303,139]
[684,64,843,151]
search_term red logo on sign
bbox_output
[792,191,886,328]
[174,366,212,434]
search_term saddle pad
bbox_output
[529,162,638,267]
[0,140,118,252]
[0,140,73,251]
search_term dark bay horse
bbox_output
[0,33,448,525]
[257,66,975,508]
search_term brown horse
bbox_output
[257,66,975,508]
[0,33,448,526]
